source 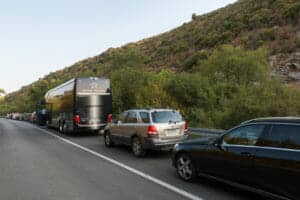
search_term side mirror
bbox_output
[214,139,221,147]
[214,137,224,149]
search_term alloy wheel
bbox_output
[104,132,113,147]
[177,154,195,181]
[132,137,145,157]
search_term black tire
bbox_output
[104,131,114,147]
[46,121,51,129]
[176,153,197,182]
[59,122,66,134]
[72,124,79,135]
[62,122,67,134]
[58,122,63,133]
[131,137,146,157]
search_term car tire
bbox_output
[46,121,51,129]
[176,153,197,182]
[59,122,66,134]
[104,131,114,147]
[131,137,146,157]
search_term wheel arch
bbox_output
[130,134,140,142]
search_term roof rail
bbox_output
[242,117,300,124]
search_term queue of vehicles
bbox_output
[5,76,300,200]
[7,112,35,122]
[6,110,49,125]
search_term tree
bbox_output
[197,45,269,86]
[0,88,5,95]
[192,13,197,20]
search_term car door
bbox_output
[121,111,138,145]
[201,124,266,186]
[110,111,128,143]
[220,124,267,185]
[136,111,150,138]
[254,124,300,199]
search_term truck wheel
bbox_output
[131,137,146,157]
[59,122,63,133]
[62,123,67,134]
[59,122,65,134]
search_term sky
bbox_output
[0,0,236,93]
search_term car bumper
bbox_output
[77,123,106,131]
[143,135,188,150]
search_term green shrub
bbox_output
[285,2,300,22]
[296,32,300,48]
[196,45,270,86]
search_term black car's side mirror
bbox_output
[214,138,222,147]
[214,136,225,150]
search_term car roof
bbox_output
[125,108,177,113]
[242,117,300,125]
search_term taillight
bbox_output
[147,125,158,136]
[74,115,81,125]
[107,114,113,123]
[184,122,189,134]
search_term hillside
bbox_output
[1,0,300,128]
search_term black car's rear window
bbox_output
[151,111,183,123]
[260,125,300,150]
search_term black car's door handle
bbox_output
[240,152,254,157]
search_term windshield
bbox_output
[151,111,183,123]
[77,78,110,93]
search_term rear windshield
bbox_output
[151,111,183,123]
[77,78,110,93]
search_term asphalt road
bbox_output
[0,119,266,200]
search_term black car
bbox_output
[172,117,300,200]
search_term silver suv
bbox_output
[104,109,188,157]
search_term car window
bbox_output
[258,125,300,150]
[140,112,150,123]
[151,111,182,123]
[223,125,265,146]
[125,112,137,123]
[118,112,128,123]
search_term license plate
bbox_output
[166,129,180,137]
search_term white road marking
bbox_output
[34,125,203,200]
